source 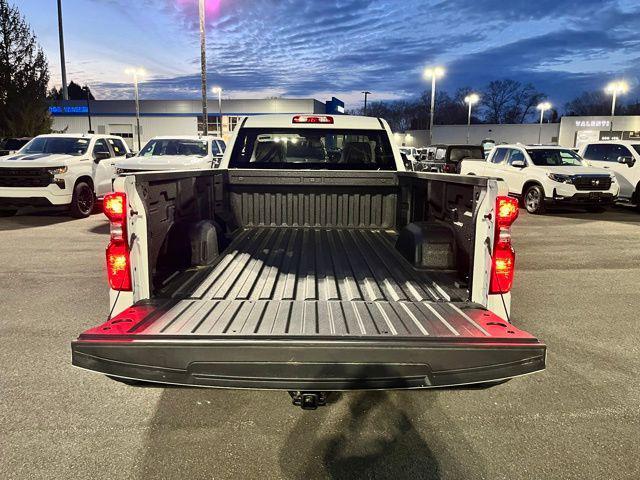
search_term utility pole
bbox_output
[56,0,68,100]
[199,0,208,135]
[86,87,93,133]
[362,91,371,116]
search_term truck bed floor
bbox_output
[137,227,489,339]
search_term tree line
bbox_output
[352,80,640,133]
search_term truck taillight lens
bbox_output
[496,196,519,227]
[490,196,518,294]
[106,240,131,291]
[104,192,127,242]
[104,192,131,291]
[104,192,126,222]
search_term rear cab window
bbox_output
[229,128,396,170]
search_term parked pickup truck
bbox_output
[460,144,619,214]
[114,135,226,175]
[0,133,131,217]
[72,114,545,409]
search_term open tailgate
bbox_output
[72,300,545,390]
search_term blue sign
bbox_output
[49,105,89,114]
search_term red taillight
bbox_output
[104,192,131,291]
[106,240,131,291]
[496,196,519,227]
[490,196,518,294]
[292,115,334,124]
[103,192,126,222]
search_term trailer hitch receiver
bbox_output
[289,391,328,410]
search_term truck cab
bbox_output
[0,133,131,217]
[71,114,545,407]
[579,141,640,208]
[460,144,619,214]
[114,135,226,176]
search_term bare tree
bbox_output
[481,80,545,124]
[564,90,613,116]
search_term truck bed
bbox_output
[154,226,468,338]
[73,226,545,390]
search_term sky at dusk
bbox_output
[17,0,640,109]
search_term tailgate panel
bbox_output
[72,302,545,390]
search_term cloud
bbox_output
[48,0,640,109]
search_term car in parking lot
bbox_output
[422,144,485,173]
[579,141,640,209]
[460,144,619,214]
[0,137,32,156]
[114,135,225,175]
[0,133,131,217]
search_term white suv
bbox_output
[0,133,131,217]
[579,141,640,208]
[460,144,619,214]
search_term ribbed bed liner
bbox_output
[186,227,465,303]
[142,227,485,338]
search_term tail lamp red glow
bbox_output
[490,196,519,294]
[292,115,334,124]
[103,192,131,291]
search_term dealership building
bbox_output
[393,115,640,149]
[49,97,345,150]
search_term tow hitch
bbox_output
[289,391,328,410]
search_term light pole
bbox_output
[605,81,629,133]
[423,66,445,145]
[362,91,371,115]
[199,0,208,135]
[212,87,223,136]
[464,93,480,144]
[56,0,68,100]
[125,68,145,151]
[536,102,551,144]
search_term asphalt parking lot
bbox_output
[1,206,639,480]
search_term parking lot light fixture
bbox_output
[605,81,629,132]
[212,86,223,136]
[464,93,480,144]
[536,102,551,144]
[125,68,146,151]
[423,66,445,145]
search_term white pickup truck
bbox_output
[0,133,131,217]
[71,114,545,409]
[460,144,619,214]
[114,135,225,175]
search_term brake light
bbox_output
[292,115,334,124]
[103,192,126,222]
[496,196,519,227]
[106,240,131,291]
[490,196,518,294]
[104,192,132,291]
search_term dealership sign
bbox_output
[49,106,89,114]
[575,120,610,128]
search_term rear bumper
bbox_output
[72,337,546,390]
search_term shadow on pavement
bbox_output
[135,385,487,480]
[279,390,442,480]
[522,205,640,224]
[89,222,110,235]
[0,209,76,231]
